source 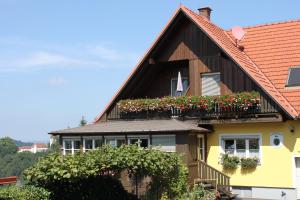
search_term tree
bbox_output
[79,116,87,127]
[49,136,60,153]
[0,137,18,157]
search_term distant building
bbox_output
[18,143,48,153]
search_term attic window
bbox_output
[286,67,300,87]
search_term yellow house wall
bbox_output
[206,120,300,188]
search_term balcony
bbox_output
[106,92,281,122]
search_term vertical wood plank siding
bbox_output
[104,13,280,120]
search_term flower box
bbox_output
[118,92,261,119]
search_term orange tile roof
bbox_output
[181,6,299,118]
[236,20,300,117]
[95,5,300,122]
[35,143,48,148]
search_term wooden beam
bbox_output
[198,114,283,124]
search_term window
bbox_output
[64,140,72,155]
[128,137,149,148]
[201,72,221,96]
[84,139,93,151]
[221,135,261,159]
[152,135,176,152]
[63,139,81,155]
[73,140,81,153]
[63,137,104,154]
[94,139,102,148]
[171,77,189,97]
[286,67,300,87]
[105,137,126,147]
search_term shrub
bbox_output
[24,145,188,200]
[221,154,240,169]
[0,185,50,200]
[241,157,259,169]
[179,184,216,200]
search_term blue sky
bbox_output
[0,0,299,142]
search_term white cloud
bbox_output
[48,77,67,86]
[0,37,139,72]
[88,45,138,61]
[0,51,104,72]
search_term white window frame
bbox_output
[104,136,126,148]
[171,77,189,97]
[151,134,176,152]
[219,134,262,163]
[201,72,221,96]
[62,137,81,155]
[128,135,150,148]
[82,137,103,152]
[286,66,300,87]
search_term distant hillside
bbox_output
[13,139,33,147]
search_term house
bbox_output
[50,5,300,200]
[18,143,48,153]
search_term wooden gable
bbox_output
[100,10,286,121]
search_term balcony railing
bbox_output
[106,92,280,121]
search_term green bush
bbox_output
[179,184,216,200]
[24,145,188,199]
[241,157,259,169]
[222,154,240,169]
[0,185,50,200]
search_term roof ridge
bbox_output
[240,18,300,30]
[181,6,298,118]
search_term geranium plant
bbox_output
[118,91,260,113]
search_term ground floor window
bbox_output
[128,136,149,148]
[221,135,261,159]
[152,135,176,152]
[63,139,81,155]
[63,137,103,155]
[62,134,175,154]
[105,137,126,148]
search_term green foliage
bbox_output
[221,154,240,169]
[24,145,188,199]
[48,137,60,153]
[0,185,50,200]
[241,157,259,169]
[0,151,47,178]
[179,184,216,200]
[0,137,18,157]
[0,137,48,179]
[79,116,87,127]
[118,91,260,113]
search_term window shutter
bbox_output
[202,73,221,96]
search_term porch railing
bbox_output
[189,161,230,192]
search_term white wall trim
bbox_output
[292,155,300,189]
[219,133,263,165]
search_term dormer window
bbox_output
[201,72,221,96]
[286,67,300,87]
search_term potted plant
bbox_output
[241,157,259,169]
[221,154,240,169]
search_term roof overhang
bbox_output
[50,119,211,136]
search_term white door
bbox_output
[296,158,300,199]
